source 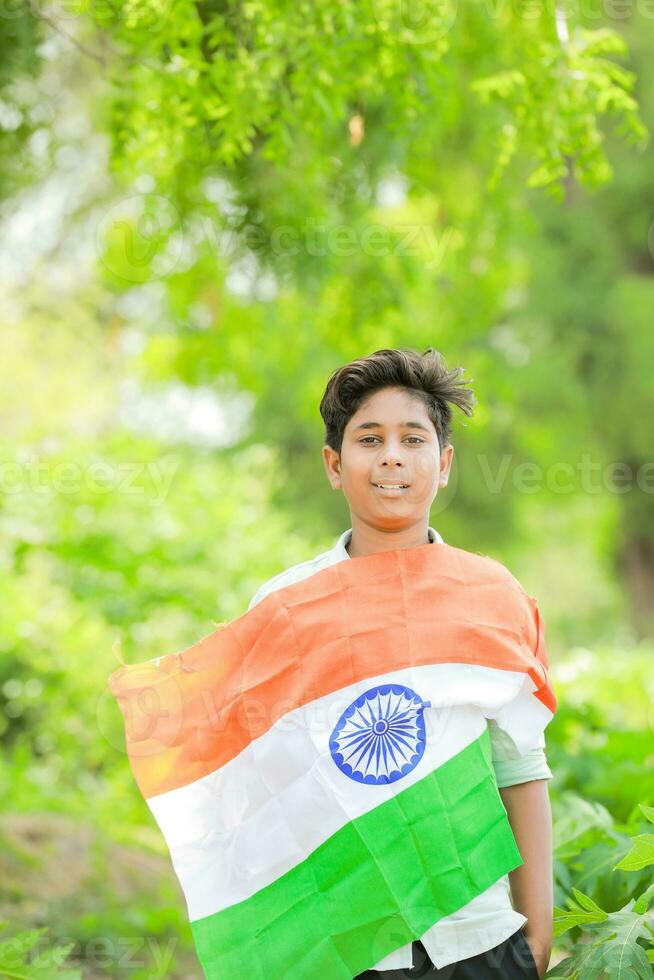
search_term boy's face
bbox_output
[322,386,453,529]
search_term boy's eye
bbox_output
[359,436,424,444]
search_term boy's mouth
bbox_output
[371,481,410,491]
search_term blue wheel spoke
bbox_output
[343,732,376,768]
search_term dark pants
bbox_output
[355,926,539,979]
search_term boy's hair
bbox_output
[319,347,475,455]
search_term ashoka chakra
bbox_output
[329,683,430,785]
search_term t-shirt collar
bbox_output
[334,525,443,560]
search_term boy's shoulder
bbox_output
[247,545,340,610]
[439,543,533,610]
[472,549,528,590]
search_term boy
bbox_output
[248,347,553,979]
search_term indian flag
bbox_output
[108,542,556,979]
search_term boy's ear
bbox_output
[438,443,454,487]
[322,444,342,489]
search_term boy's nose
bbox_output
[378,446,405,465]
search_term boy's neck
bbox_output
[346,520,432,559]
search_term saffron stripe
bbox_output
[108,543,555,799]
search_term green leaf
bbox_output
[639,804,654,825]
[551,900,654,979]
[553,889,608,936]
[614,835,654,872]
[633,882,654,915]
[571,887,608,915]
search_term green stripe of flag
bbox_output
[191,727,523,979]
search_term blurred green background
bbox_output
[1,1,653,977]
